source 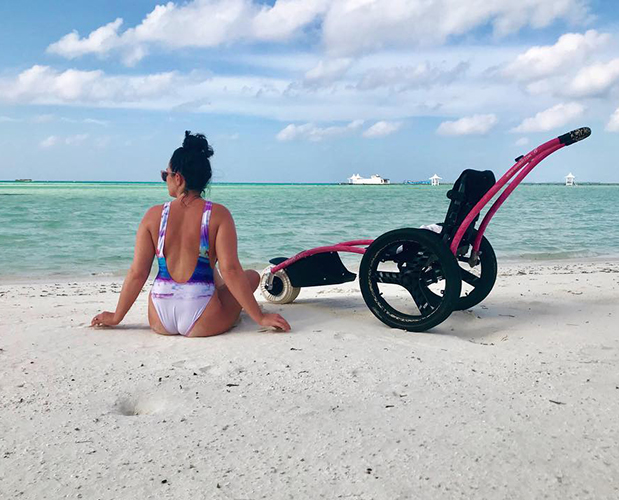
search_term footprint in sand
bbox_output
[114,395,168,416]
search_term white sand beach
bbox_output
[1,260,618,499]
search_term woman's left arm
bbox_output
[91,208,157,327]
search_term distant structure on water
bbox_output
[15,179,33,182]
[403,179,430,185]
[565,173,575,186]
[430,174,442,186]
[347,174,390,185]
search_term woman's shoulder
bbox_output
[141,204,165,225]
[145,203,165,217]
[209,202,232,220]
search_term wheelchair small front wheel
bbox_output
[359,228,461,332]
[260,265,301,304]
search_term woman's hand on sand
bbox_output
[91,311,120,327]
[259,313,291,332]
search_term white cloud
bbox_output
[503,30,610,82]
[47,18,124,59]
[322,0,590,55]
[252,0,330,41]
[121,45,149,67]
[565,58,619,97]
[357,61,468,91]
[304,58,353,85]
[0,65,179,104]
[40,136,59,148]
[515,137,529,146]
[47,0,328,65]
[82,118,109,126]
[0,48,601,125]
[512,102,584,133]
[59,117,110,126]
[437,114,498,136]
[0,116,20,122]
[523,79,553,95]
[0,60,540,123]
[39,134,90,148]
[606,107,619,132]
[276,120,364,141]
[46,0,590,63]
[30,114,110,126]
[128,1,252,48]
[363,121,402,138]
[65,133,89,145]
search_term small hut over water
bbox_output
[430,174,442,186]
[565,172,575,186]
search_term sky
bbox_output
[1,0,618,183]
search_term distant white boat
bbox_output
[347,173,390,185]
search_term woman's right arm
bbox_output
[91,206,157,328]
[215,206,290,332]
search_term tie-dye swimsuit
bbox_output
[151,200,216,335]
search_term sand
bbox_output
[1,260,618,499]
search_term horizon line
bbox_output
[2,180,619,186]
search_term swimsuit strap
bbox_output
[156,202,171,258]
[200,200,213,256]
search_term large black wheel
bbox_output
[359,228,462,332]
[421,233,497,311]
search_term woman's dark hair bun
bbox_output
[183,130,214,159]
[169,130,214,195]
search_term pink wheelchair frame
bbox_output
[263,127,591,331]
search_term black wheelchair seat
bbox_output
[441,169,496,243]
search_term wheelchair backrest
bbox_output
[441,169,496,244]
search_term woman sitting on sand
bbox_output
[91,131,290,336]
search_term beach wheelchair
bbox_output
[260,128,591,332]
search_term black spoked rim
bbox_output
[359,229,461,332]
[421,234,497,311]
[368,242,443,321]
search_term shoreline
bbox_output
[2,255,619,286]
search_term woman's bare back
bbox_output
[151,198,218,283]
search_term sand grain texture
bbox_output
[1,261,618,499]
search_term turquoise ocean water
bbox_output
[1,181,618,280]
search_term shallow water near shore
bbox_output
[1,181,618,279]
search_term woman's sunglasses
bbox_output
[161,170,174,182]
